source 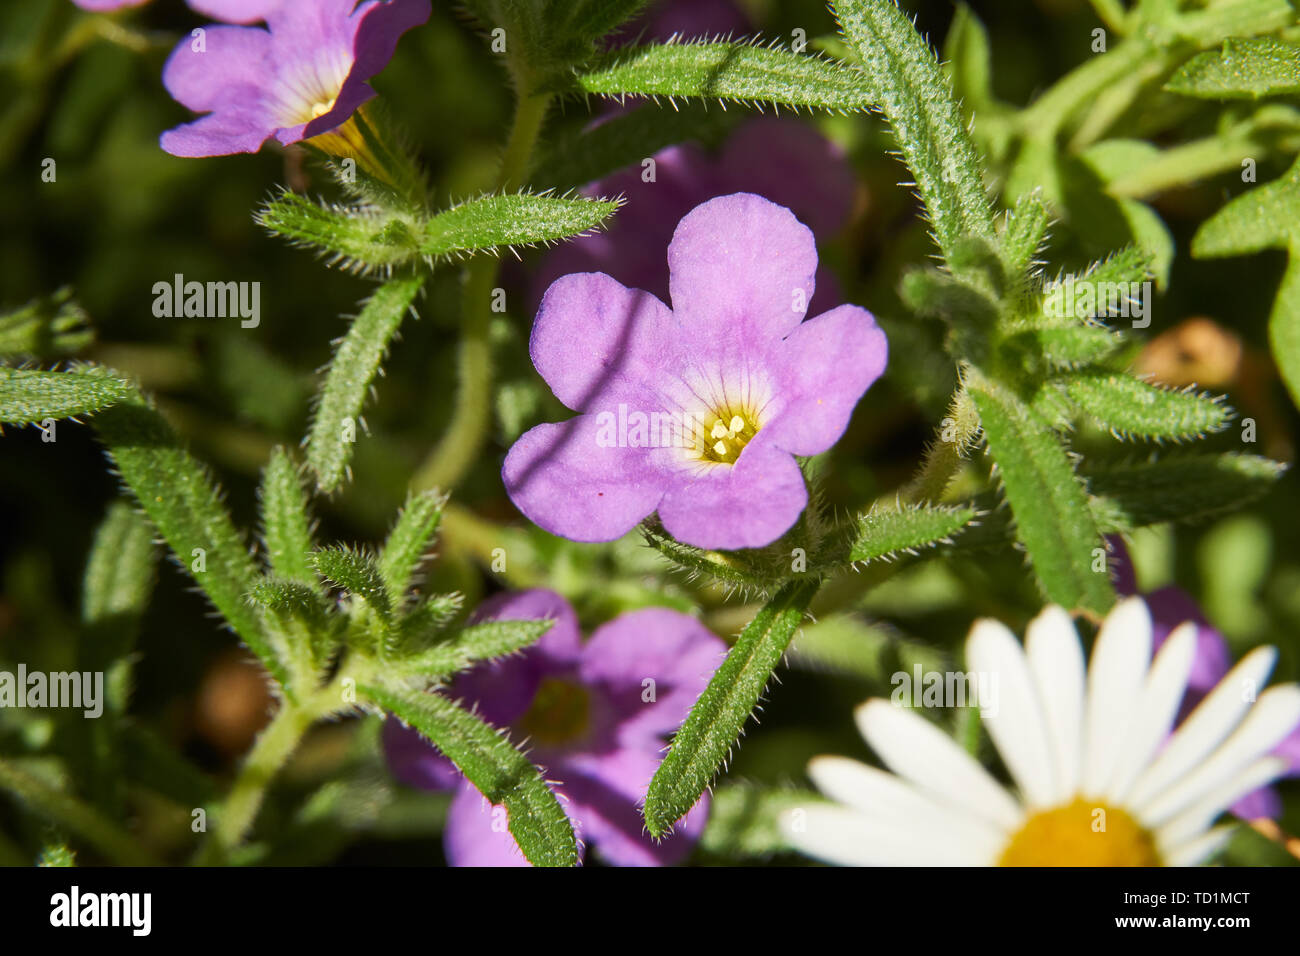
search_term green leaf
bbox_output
[81,500,156,647]
[998,190,1052,292]
[830,502,977,566]
[1005,324,1122,370]
[833,0,994,264]
[572,41,876,111]
[313,546,393,622]
[259,446,319,588]
[1167,36,1300,100]
[943,3,999,118]
[1060,371,1231,441]
[0,364,133,427]
[305,275,424,494]
[420,193,621,258]
[1192,155,1300,409]
[0,758,157,867]
[1086,454,1286,531]
[386,619,552,679]
[89,388,284,685]
[699,784,829,858]
[250,577,337,671]
[644,580,818,838]
[0,287,92,359]
[255,192,420,275]
[361,684,577,866]
[970,379,1114,613]
[378,489,448,601]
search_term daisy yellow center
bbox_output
[517,678,590,747]
[698,406,759,465]
[997,797,1161,866]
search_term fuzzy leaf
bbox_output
[386,619,552,679]
[312,546,393,622]
[833,0,994,264]
[1192,155,1300,410]
[420,194,621,258]
[999,190,1051,290]
[305,275,424,494]
[89,389,283,684]
[830,503,976,566]
[81,500,156,643]
[1086,454,1286,530]
[1061,371,1231,441]
[259,447,319,588]
[1006,324,1122,370]
[971,380,1114,613]
[378,489,448,601]
[362,684,577,866]
[644,580,818,838]
[0,365,134,426]
[256,193,420,274]
[251,577,338,671]
[0,287,92,359]
[572,41,876,111]
[1167,36,1300,100]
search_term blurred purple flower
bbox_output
[505,193,887,551]
[533,116,858,316]
[159,0,429,158]
[383,589,725,866]
[1112,540,1300,819]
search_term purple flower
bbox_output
[383,590,725,866]
[505,193,887,551]
[532,117,858,316]
[71,0,150,10]
[159,0,430,158]
[1112,540,1300,819]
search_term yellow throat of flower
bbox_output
[517,678,591,748]
[997,797,1162,866]
[697,405,760,466]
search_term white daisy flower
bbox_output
[781,597,1300,866]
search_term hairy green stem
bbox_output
[411,92,552,494]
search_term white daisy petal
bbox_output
[856,699,1023,831]
[967,618,1057,808]
[1025,605,1085,803]
[1163,824,1236,867]
[807,755,1010,856]
[1155,756,1287,851]
[1104,622,1197,804]
[1138,683,1300,825]
[1127,646,1278,809]
[1082,597,1152,795]
[778,805,991,866]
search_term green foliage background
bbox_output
[1,0,1299,866]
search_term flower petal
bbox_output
[761,304,887,457]
[780,804,993,866]
[1155,756,1286,851]
[503,416,666,543]
[1025,605,1085,803]
[559,748,708,866]
[160,105,276,157]
[579,607,725,742]
[1104,621,1196,804]
[655,435,807,550]
[381,717,460,791]
[1081,597,1152,796]
[162,25,273,114]
[1127,645,1278,809]
[529,272,678,412]
[188,0,281,23]
[855,699,1023,831]
[1138,683,1300,826]
[967,619,1057,808]
[666,193,817,344]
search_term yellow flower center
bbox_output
[697,406,759,465]
[517,678,590,747]
[997,797,1161,866]
[309,97,338,120]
